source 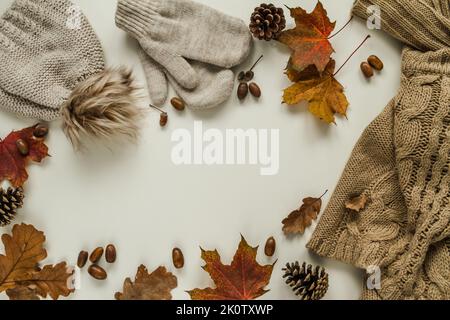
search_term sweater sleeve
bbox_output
[352,0,450,51]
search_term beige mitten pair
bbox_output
[116,0,252,110]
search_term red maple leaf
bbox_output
[0,125,49,187]
[278,1,336,73]
[188,236,275,300]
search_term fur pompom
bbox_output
[61,67,142,149]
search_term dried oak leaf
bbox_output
[28,263,74,300]
[6,286,39,300]
[0,125,49,187]
[0,224,73,300]
[345,194,369,213]
[278,1,336,73]
[283,59,349,124]
[282,196,323,235]
[115,265,177,300]
[188,236,275,300]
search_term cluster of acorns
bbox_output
[360,55,384,78]
[150,97,186,127]
[237,55,263,101]
[15,124,48,156]
[77,244,117,281]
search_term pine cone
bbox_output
[249,3,286,41]
[282,261,329,300]
[0,187,24,227]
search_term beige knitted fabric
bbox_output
[116,0,251,110]
[0,0,142,148]
[307,0,450,300]
[116,0,251,89]
[139,50,235,110]
[0,0,104,121]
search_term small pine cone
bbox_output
[282,261,329,300]
[249,3,286,41]
[0,187,24,227]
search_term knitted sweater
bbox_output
[307,0,450,300]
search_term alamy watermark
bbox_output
[366,5,381,30]
[66,4,82,30]
[171,121,280,176]
[366,265,381,290]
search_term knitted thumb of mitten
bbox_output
[307,102,408,269]
[0,0,141,149]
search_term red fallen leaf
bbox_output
[0,125,49,187]
[278,1,336,73]
[188,236,275,300]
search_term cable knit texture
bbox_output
[0,0,105,121]
[307,0,450,300]
[116,0,252,110]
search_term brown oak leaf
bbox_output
[6,286,40,300]
[345,194,369,213]
[115,265,177,300]
[29,263,74,300]
[0,125,49,187]
[278,1,336,73]
[282,192,327,235]
[188,236,275,300]
[283,60,349,124]
[0,224,73,300]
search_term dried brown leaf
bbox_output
[282,191,328,235]
[345,194,369,213]
[0,224,73,300]
[6,286,39,300]
[29,263,73,300]
[188,236,275,300]
[0,224,47,291]
[115,265,177,300]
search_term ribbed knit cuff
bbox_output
[115,0,158,39]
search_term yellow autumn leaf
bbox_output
[283,72,349,124]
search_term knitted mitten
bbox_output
[116,0,252,90]
[139,48,234,109]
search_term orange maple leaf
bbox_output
[188,236,275,300]
[0,125,49,187]
[278,1,336,73]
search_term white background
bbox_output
[0,0,403,300]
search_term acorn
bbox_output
[368,55,384,71]
[249,82,262,98]
[361,62,374,78]
[238,83,249,100]
[16,139,29,156]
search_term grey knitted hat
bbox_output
[0,0,141,148]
